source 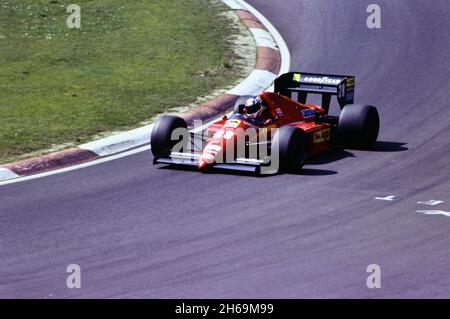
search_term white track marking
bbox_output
[222,0,246,10]
[249,28,278,50]
[228,69,277,96]
[80,124,154,157]
[374,195,396,201]
[0,168,19,180]
[236,0,291,77]
[417,210,450,217]
[417,200,444,206]
[0,145,150,186]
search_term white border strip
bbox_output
[0,146,150,186]
[237,0,291,77]
[221,0,246,10]
[0,168,19,180]
[228,69,277,96]
[80,124,155,157]
[249,28,278,50]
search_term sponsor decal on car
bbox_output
[275,108,284,117]
[301,109,315,118]
[303,76,341,85]
[225,119,241,128]
[313,128,331,143]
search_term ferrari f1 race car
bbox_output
[150,72,380,174]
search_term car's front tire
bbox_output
[272,126,307,173]
[151,115,188,158]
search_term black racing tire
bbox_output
[338,104,380,149]
[233,95,254,114]
[151,115,188,157]
[272,126,307,173]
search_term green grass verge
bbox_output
[0,0,246,163]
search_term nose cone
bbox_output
[198,154,214,170]
[198,144,221,170]
[198,158,207,170]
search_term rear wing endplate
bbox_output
[274,72,355,112]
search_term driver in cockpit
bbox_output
[243,96,276,125]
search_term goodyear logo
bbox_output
[303,76,341,85]
[313,128,331,143]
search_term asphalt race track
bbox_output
[1,0,450,298]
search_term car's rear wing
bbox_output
[274,72,355,112]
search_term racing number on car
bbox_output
[313,128,331,143]
[338,83,345,99]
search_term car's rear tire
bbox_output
[151,115,188,157]
[272,126,307,173]
[338,104,380,149]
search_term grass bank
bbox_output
[0,0,251,163]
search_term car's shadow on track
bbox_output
[158,164,338,177]
[306,149,355,166]
[157,141,407,177]
[291,168,338,176]
[371,141,408,152]
[304,140,407,166]
[158,164,272,178]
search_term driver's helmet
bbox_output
[244,96,264,117]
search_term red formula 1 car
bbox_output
[151,72,380,174]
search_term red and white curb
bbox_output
[0,0,290,183]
